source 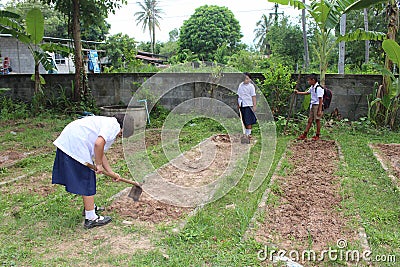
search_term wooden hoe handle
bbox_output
[85,162,141,187]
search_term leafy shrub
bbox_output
[0,96,30,120]
[256,63,296,117]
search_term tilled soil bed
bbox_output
[108,133,247,223]
[254,140,359,263]
[373,143,400,179]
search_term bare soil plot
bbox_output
[0,172,55,197]
[252,140,360,264]
[109,133,247,221]
[371,143,400,182]
[0,147,53,169]
[157,134,232,187]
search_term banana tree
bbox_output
[345,0,399,128]
[26,7,47,94]
[267,0,386,85]
[345,0,398,95]
[368,40,400,128]
[1,8,70,94]
[382,39,400,128]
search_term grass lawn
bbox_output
[0,114,399,266]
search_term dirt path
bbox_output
[252,140,360,265]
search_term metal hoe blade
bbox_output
[128,185,143,201]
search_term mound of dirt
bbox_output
[254,140,358,253]
[108,189,192,224]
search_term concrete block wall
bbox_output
[324,74,379,119]
[291,74,382,120]
[0,72,384,120]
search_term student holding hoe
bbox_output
[237,72,257,138]
[52,114,132,229]
[295,73,324,141]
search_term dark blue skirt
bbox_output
[52,148,96,196]
[240,106,257,126]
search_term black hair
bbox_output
[113,114,134,137]
[243,72,252,80]
[307,73,318,82]
[113,114,125,129]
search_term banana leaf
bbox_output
[25,8,44,45]
[40,43,72,57]
[345,0,387,12]
[382,39,400,66]
[337,29,386,42]
[33,50,55,72]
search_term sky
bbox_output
[106,0,302,47]
[0,0,302,47]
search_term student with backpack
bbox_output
[294,73,324,141]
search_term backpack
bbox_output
[315,85,333,110]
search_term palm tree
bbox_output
[134,0,163,54]
[253,14,272,55]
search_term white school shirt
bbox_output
[306,82,324,107]
[53,116,121,165]
[237,82,256,107]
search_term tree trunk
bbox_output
[302,0,309,70]
[72,0,83,102]
[364,8,370,64]
[319,29,328,86]
[34,61,40,94]
[152,20,155,54]
[149,23,153,54]
[338,14,346,74]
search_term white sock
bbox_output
[245,129,251,136]
[85,209,97,220]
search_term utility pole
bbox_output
[338,14,346,74]
[269,3,284,24]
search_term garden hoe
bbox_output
[85,162,142,201]
[239,109,250,144]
